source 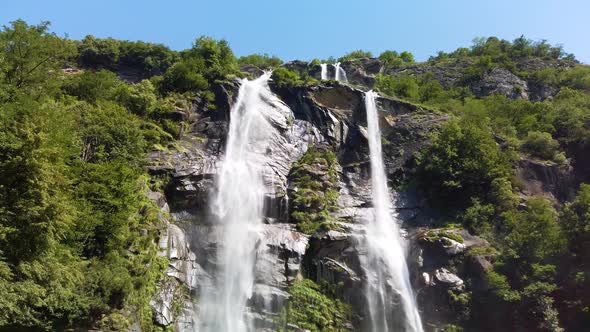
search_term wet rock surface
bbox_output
[146,79,470,330]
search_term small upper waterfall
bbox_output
[198,73,278,332]
[363,90,424,332]
[319,62,347,82]
[320,63,328,80]
[334,62,348,83]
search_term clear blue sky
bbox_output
[1,0,588,63]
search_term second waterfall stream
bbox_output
[363,90,424,332]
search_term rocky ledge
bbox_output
[146,78,466,330]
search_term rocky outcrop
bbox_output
[385,59,472,89]
[411,228,490,329]
[301,57,580,103]
[147,77,450,330]
[516,157,576,202]
[147,191,196,330]
[471,67,529,99]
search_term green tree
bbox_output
[238,53,282,69]
[520,131,560,160]
[339,49,373,62]
[0,99,77,262]
[561,184,590,256]
[379,50,403,67]
[399,51,415,63]
[118,40,177,75]
[182,36,238,80]
[78,35,121,68]
[416,118,511,206]
[160,60,208,93]
[503,198,564,263]
[63,69,121,103]
[116,79,157,116]
[271,67,302,88]
[76,101,146,163]
[0,20,74,95]
[375,74,420,101]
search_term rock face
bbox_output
[471,67,529,99]
[322,57,576,102]
[411,228,490,329]
[516,157,576,202]
[148,77,453,330]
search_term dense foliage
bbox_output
[271,67,318,88]
[387,36,590,332]
[238,53,283,70]
[78,35,177,76]
[0,20,242,331]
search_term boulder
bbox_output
[471,67,529,99]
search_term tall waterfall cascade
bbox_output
[198,72,283,332]
[363,90,424,332]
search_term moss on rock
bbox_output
[288,146,340,234]
[278,279,352,331]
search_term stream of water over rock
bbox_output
[334,62,348,82]
[198,73,279,332]
[363,90,424,332]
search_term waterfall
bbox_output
[320,63,328,80]
[363,90,424,332]
[334,62,348,82]
[199,73,278,332]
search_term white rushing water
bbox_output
[199,73,278,332]
[363,90,424,332]
[334,62,348,83]
[320,63,328,80]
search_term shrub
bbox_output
[78,35,121,68]
[400,51,415,63]
[379,50,403,67]
[503,198,565,262]
[160,60,208,93]
[339,49,373,62]
[561,184,590,255]
[116,79,157,116]
[520,131,560,160]
[375,74,420,101]
[416,118,511,207]
[271,67,302,88]
[238,53,282,69]
[64,70,121,103]
[289,147,339,234]
[279,279,351,331]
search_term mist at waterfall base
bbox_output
[198,73,276,332]
[362,91,424,332]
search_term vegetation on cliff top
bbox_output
[390,36,590,332]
